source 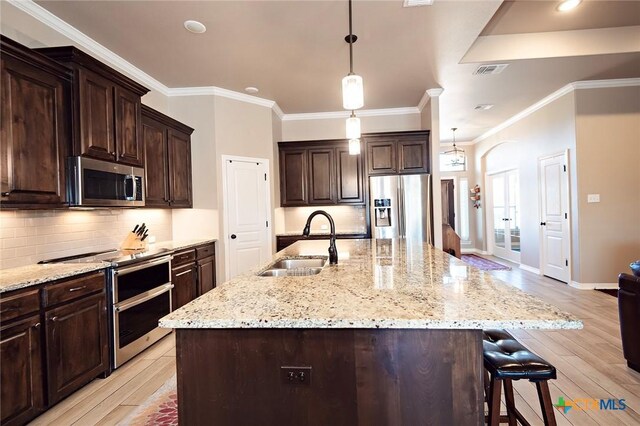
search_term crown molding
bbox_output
[282,107,420,122]
[417,90,431,112]
[473,77,640,144]
[426,88,444,97]
[272,103,285,120]
[6,0,171,96]
[167,86,277,109]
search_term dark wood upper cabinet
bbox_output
[45,290,108,405]
[308,148,336,204]
[35,45,149,166]
[0,36,70,208]
[364,131,431,176]
[0,315,45,426]
[168,130,193,208]
[336,146,365,204]
[366,140,397,175]
[141,105,194,209]
[279,149,308,206]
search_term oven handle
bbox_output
[114,283,173,313]
[114,256,172,276]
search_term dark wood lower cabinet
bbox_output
[45,291,109,404]
[197,255,216,295]
[176,328,483,425]
[0,315,44,426]
[172,263,197,311]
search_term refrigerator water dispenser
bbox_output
[374,198,392,227]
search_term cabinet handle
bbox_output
[50,316,59,322]
[111,151,116,156]
[1,192,9,197]
[175,270,191,277]
[33,322,41,329]
[68,285,87,292]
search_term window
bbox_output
[439,153,466,172]
[459,178,470,241]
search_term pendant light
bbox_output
[342,0,363,110]
[342,0,363,154]
[444,128,465,166]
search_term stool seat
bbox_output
[483,329,556,381]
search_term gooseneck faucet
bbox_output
[302,210,338,264]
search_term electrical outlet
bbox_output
[281,366,312,386]
[587,194,600,203]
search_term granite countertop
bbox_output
[159,239,582,330]
[277,231,367,236]
[0,238,217,294]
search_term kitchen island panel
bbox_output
[176,328,483,426]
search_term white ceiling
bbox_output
[11,1,640,142]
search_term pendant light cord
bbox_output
[348,0,354,75]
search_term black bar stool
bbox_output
[483,329,557,426]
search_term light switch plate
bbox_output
[587,194,600,203]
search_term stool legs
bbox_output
[535,381,557,426]
[487,375,502,426]
[502,379,517,426]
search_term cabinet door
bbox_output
[279,149,308,206]
[77,68,116,161]
[197,256,216,296]
[308,148,336,205]
[0,315,44,426]
[142,116,170,207]
[45,292,108,404]
[398,138,429,174]
[172,263,197,310]
[1,55,68,206]
[168,130,193,208]
[336,147,365,204]
[114,86,143,166]
[366,140,397,175]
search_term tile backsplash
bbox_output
[0,209,172,269]
[282,205,367,234]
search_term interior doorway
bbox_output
[222,155,272,280]
[441,178,456,231]
[539,151,571,283]
[486,169,521,263]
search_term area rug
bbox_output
[461,254,511,271]
[119,375,177,425]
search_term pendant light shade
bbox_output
[342,74,364,110]
[443,127,466,167]
[349,138,361,155]
[345,112,361,139]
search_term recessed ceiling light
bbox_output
[184,20,206,34]
[557,0,581,12]
[244,87,259,94]
[475,104,494,110]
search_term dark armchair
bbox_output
[619,273,640,373]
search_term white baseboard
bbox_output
[570,281,618,290]
[519,264,540,275]
[461,248,490,255]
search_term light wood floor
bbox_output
[29,262,640,425]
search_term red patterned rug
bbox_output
[461,254,511,271]
[120,376,177,425]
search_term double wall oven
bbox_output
[41,249,173,370]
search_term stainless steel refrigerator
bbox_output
[370,174,432,244]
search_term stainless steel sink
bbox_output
[270,258,327,269]
[257,256,327,277]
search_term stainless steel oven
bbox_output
[111,255,172,368]
[68,156,144,207]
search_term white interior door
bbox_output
[488,170,521,263]
[224,158,271,279]
[539,153,570,283]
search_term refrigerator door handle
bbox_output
[398,178,405,238]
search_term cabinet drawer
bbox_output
[0,289,40,323]
[196,243,215,259]
[173,249,196,267]
[43,273,105,307]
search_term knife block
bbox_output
[121,232,147,251]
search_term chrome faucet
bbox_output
[302,210,338,264]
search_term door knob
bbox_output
[230,234,237,239]
[540,222,546,226]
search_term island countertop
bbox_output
[159,239,582,330]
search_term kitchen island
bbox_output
[160,239,581,425]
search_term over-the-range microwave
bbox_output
[68,156,145,207]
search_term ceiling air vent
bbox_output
[473,64,509,75]
[474,104,494,110]
[403,0,434,7]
